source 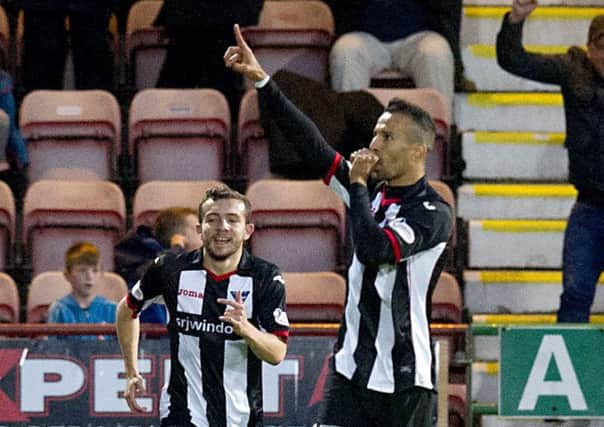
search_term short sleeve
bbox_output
[126,256,166,317]
[258,271,289,341]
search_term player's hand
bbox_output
[124,373,148,413]
[224,24,268,82]
[509,0,538,23]
[349,148,379,186]
[218,291,252,337]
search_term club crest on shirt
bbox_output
[230,290,250,302]
[389,218,415,244]
[273,308,290,327]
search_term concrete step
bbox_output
[468,219,564,268]
[462,131,568,180]
[462,45,563,92]
[464,270,604,314]
[454,92,564,132]
[472,361,498,402]
[458,183,575,219]
[461,6,604,47]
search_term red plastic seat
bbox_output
[241,0,334,85]
[126,0,166,90]
[0,273,19,323]
[283,272,345,323]
[129,89,230,183]
[27,271,128,323]
[23,180,126,275]
[0,181,14,270]
[431,272,462,324]
[19,90,121,182]
[132,180,223,227]
[237,90,277,186]
[246,179,346,273]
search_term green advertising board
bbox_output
[500,326,604,418]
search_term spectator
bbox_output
[154,0,264,111]
[20,0,115,92]
[114,207,202,323]
[497,0,604,323]
[47,241,116,340]
[0,70,28,198]
[326,0,466,107]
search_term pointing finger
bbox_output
[233,24,249,52]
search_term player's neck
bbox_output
[202,247,243,277]
[388,168,425,187]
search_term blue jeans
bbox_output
[557,201,604,322]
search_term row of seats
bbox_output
[0,177,456,276]
[18,85,450,186]
[0,268,461,324]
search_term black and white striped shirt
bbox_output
[127,249,289,426]
[258,79,452,393]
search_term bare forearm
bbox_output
[244,327,287,365]
[116,298,141,377]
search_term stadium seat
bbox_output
[27,271,128,323]
[236,90,276,185]
[283,272,345,323]
[431,272,462,324]
[0,273,19,323]
[246,179,346,273]
[19,90,121,182]
[429,179,457,248]
[241,0,334,85]
[365,87,451,180]
[0,181,14,270]
[126,0,166,91]
[447,383,468,427]
[132,180,223,227]
[129,89,230,183]
[23,180,126,275]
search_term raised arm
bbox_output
[225,24,340,177]
[496,0,566,85]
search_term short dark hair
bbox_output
[65,241,100,271]
[198,184,252,223]
[154,207,197,248]
[385,98,436,150]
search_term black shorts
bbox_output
[316,370,436,427]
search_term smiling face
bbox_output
[199,198,254,262]
[65,263,101,300]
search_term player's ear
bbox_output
[244,223,255,240]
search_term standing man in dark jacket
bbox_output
[497,0,604,322]
[155,0,264,111]
[19,0,115,92]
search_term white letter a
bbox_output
[518,335,587,411]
